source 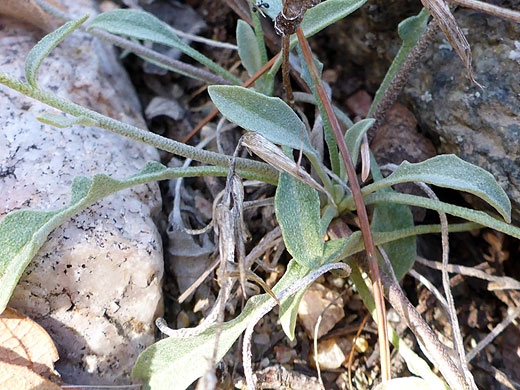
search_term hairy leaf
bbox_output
[363,154,512,222]
[88,9,240,84]
[344,118,375,167]
[236,20,266,92]
[25,15,88,88]
[279,221,478,339]
[208,86,317,157]
[297,47,340,175]
[370,155,416,280]
[364,192,520,239]
[0,162,262,313]
[275,173,323,268]
[374,377,443,390]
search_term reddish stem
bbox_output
[296,27,391,381]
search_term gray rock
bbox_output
[0,1,163,385]
[403,7,520,222]
[324,1,520,223]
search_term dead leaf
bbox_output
[420,0,482,87]
[0,0,62,32]
[0,308,59,380]
[0,361,62,390]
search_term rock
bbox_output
[298,283,344,338]
[323,0,520,223]
[309,338,349,370]
[403,7,520,223]
[0,1,163,385]
[371,103,437,221]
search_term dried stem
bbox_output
[447,0,520,23]
[295,27,391,381]
[282,35,295,105]
[371,20,439,136]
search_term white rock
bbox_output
[0,2,163,385]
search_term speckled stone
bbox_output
[0,1,163,385]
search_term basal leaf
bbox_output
[88,9,241,84]
[363,192,520,239]
[344,118,375,167]
[368,8,429,116]
[0,162,262,313]
[297,46,340,175]
[363,154,512,222]
[236,21,263,83]
[208,86,317,157]
[370,155,416,280]
[279,221,477,340]
[275,173,323,268]
[25,15,89,88]
[133,259,313,390]
[37,112,97,128]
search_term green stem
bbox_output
[0,73,279,184]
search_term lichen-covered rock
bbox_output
[403,7,520,222]
[0,1,163,385]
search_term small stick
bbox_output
[447,0,520,23]
[182,53,281,143]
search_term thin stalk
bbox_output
[447,0,520,23]
[282,35,294,105]
[295,27,391,381]
[0,73,278,184]
[182,52,281,143]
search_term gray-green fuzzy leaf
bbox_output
[0,162,262,313]
[363,154,512,222]
[275,173,323,268]
[344,118,375,167]
[237,21,262,79]
[208,86,317,157]
[370,155,416,280]
[88,9,240,84]
[25,15,89,88]
[363,192,520,239]
[297,47,340,175]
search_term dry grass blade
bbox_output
[420,0,482,87]
[241,132,334,202]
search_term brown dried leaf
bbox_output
[0,0,61,31]
[0,308,59,380]
[0,361,62,390]
[420,0,482,87]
